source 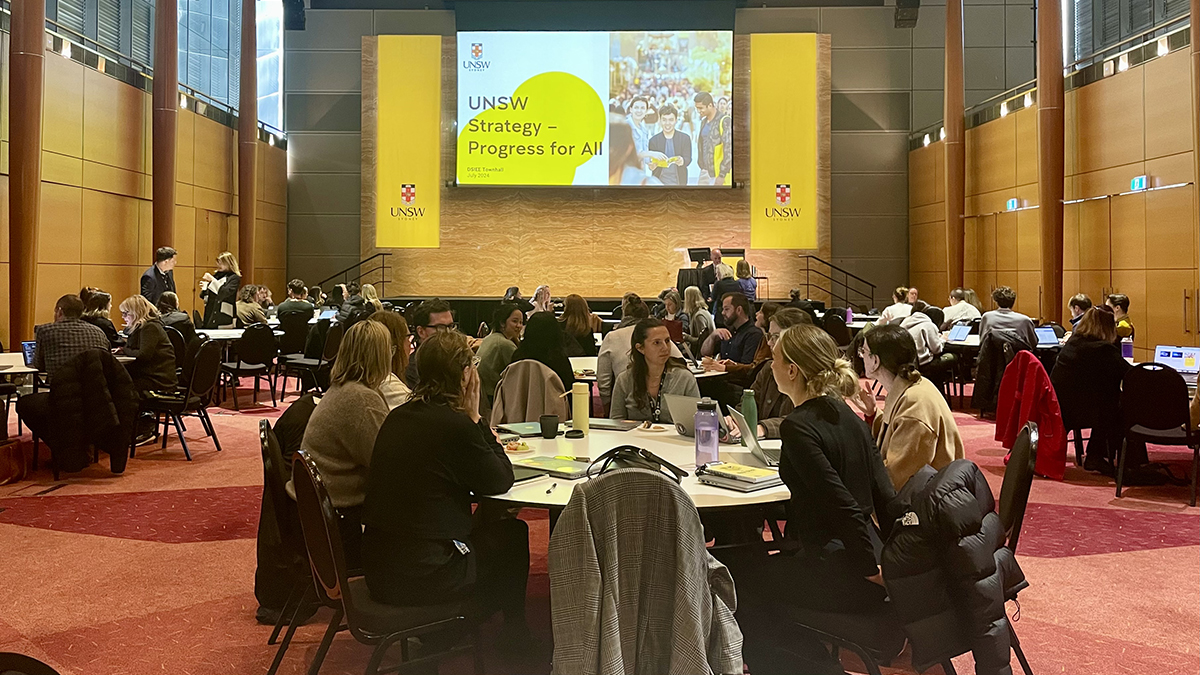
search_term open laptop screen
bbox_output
[1155,345,1199,373]
[1034,326,1059,347]
[21,341,36,367]
[948,324,970,341]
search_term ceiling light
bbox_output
[923,134,931,147]
[999,102,1008,117]
[1117,54,1129,72]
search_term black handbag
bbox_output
[585,445,689,484]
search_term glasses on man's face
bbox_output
[424,322,458,332]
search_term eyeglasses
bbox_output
[424,322,458,332]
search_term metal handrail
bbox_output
[316,253,394,297]
[797,256,877,311]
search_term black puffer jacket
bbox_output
[47,348,138,474]
[882,460,1025,675]
[972,329,1031,413]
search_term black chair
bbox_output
[221,324,279,409]
[285,450,480,675]
[998,422,1038,675]
[193,309,204,327]
[163,325,187,374]
[139,339,224,460]
[787,603,909,675]
[258,420,312,664]
[1117,363,1199,506]
[284,322,344,397]
[821,309,852,348]
[1043,322,1066,339]
[0,653,62,675]
[277,311,312,358]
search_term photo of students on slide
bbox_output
[609,31,732,186]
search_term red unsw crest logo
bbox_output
[775,184,791,206]
[471,43,483,60]
[401,184,416,205]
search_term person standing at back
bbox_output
[200,251,241,328]
[140,247,177,306]
[942,287,982,327]
[979,286,1037,346]
[1106,293,1135,340]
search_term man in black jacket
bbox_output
[140,247,177,305]
[647,104,691,186]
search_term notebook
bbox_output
[512,456,591,479]
[697,462,783,492]
[948,324,971,342]
[21,341,36,367]
[1034,326,1060,347]
[1154,345,1199,385]
[567,418,640,432]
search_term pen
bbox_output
[554,455,590,463]
[546,482,558,494]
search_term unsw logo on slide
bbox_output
[464,43,490,71]
[764,181,801,219]
[390,183,425,219]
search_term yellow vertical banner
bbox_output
[750,33,818,249]
[376,35,441,248]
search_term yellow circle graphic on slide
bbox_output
[458,71,605,185]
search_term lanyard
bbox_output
[648,369,669,423]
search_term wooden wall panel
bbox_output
[42,55,84,158]
[38,183,83,264]
[909,143,940,207]
[995,211,1018,272]
[966,116,1016,196]
[1014,107,1039,187]
[1074,70,1145,174]
[81,190,141,265]
[1144,183,1195,270]
[362,36,831,300]
[1143,51,1194,160]
[82,68,146,173]
[1109,193,1145,270]
[35,264,83,325]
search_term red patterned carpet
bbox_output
[1,390,1197,675]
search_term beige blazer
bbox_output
[871,376,965,490]
[490,359,569,426]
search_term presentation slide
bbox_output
[456,30,733,187]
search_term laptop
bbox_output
[317,309,337,321]
[497,422,557,438]
[728,408,781,467]
[948,324,971,342]
[568,418,641,432]
[663,394,730,438]
[1034,326,1060,348]
[21,341,36,367]
[1154,345,1199,386]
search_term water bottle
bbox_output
[740,389,758,447]
[695,398,720,467]
[571,382,590,436]
[846,307,854,325]
[1121,338,1134,359]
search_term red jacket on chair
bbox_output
[996,351,1067,480]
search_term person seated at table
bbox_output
[717,323,895,674]
[81,289,124,347]
[848,324,964,490]
[701,291,765,365]
[529,284,553,316]
[30,294,110,382]
[784,288,821,323]
[478,303,523,413]
[942,287,982,328]
[502,286,535,315]
[1068,293,1092,327]
[598,297,686,410]
[406,298,456,387]
[1049,308,1131,474]
[730,308,810,440]
[906,287,920,304]
[289,320,392,564]
[117,296,177,394]
[336,282,372,325]
[736,259,757,301]
[979,285,1037,346]
[900,306,944,366]
[307,284,327,308]
[367,310,413,409]
[683,287,713,356]
[1106,293,1135,340]
[362,330,530,644]
[701,301,782,386]
[659,290,690,335]
[610,319,700,423]
[511,311,575,391]
[155,291,198,345]
[710,267,743,330]
[200,251,241,328]
[235,284,268,327]
[875,286,913,326]
[277,279,316,320]
[362,283,384,313]
[560,294,603,357]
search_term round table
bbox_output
[488,427,790,510]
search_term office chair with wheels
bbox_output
[1117,363,1199,506]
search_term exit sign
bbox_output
[1131,175,1148,191]
[1006,198,1019,211]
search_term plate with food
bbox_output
[503,439,533,454]
[636,421,669,433]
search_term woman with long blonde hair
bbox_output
[117,295,177,395]
[559,294,602,357]
[362,283,384,313]
[683,285,712,355]
[367,310,413,408]
[199,251,241,328]
[294,320,392,564]
[362,330,529,637]
[723,324,895,673]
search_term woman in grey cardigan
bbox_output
[611,319,699,423]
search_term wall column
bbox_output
[1192,0,1199,264]
[238,0,258,281]
[944,0,966,291]
[1037,0,1065,323]
[8,0,46,344]
[152,0,179,251]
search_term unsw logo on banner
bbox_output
[763,180,801,219]
[390,183,425,219]
[464,43,490,70]
[775,183,791,206]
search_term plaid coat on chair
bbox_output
[548,468,743,675]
